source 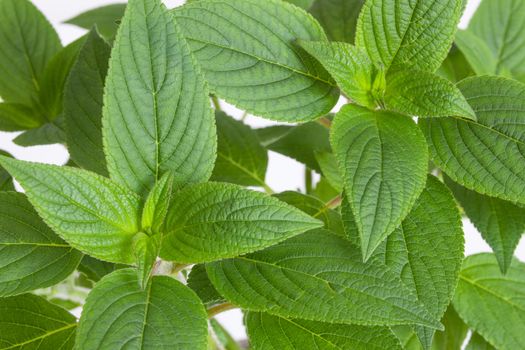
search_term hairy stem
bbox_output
[207,302,236,318]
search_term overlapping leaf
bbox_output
[65,4,126,41]
[310,0,365,43]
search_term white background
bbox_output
[1,0,523,341]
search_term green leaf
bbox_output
[211,112,268,188]
[314,151,343,192]
[210,319,242,350]
[0,0,61,105]
[431,306,469,350]
[445,177,525,274]
[246,311,402,350]
[76,269,208,350]
[132,232,160,289]
[331,104,428,260]
[103,0,216,196]
[0,294,76,349]
[283,0,315,9]
[455,30,498,76]
[453,253,525,350]
[64,4,126,41]
[13,119,66,146]
[0,103,44,132]
[187,264,225,307]
[161,182,322,263]
[466,333,496,350]
[466,0,525,80]
[310,0,365,43]
[173,0,339,122]
[383,69,475,119]
[257,122,331,172]
[64,29,110,176]
[207,229,443,328]
[0,151,14,191]
[0,192,82,297]
[421,76,525,205]
[78,255,124,283]
[299,40,378,108]
[356,0,463,72]
[0,156,141,264]
[436,45,475,83]
[141,171,174,235]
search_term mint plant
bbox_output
[0,0,524,349]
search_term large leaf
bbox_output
[64,4,126,41]
[0,0,61,105]
[246,312,402,350]
[331,104,428,260]
[310,0,365,43]
[207,229,442,328]
[161,182,322,263]
[211,112,268,187]
[445,177,525,274]
[0,192,82,297]
[103,0,216,196]
[356,0,463,72]
[64,29,110,176]
[0,156,141,264]
[453,253,525,350]
[421,76,525,205]
[0,294,76,349]
[76,269,208,350]
[173,0,339,122]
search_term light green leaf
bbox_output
[103,0,216,196]
[331,104,428,260]
[299,40,378,107]
[432,306,469,350]
[132,232,160,289]
[0,294,76,349]
[314,151,343,192]
[0,156,141,264]
[187,264,225,307]
[246,311,402,350]
[161,182,322,263]
[13,119,66,146]
[64,29,110,176]
[0,151,14,191]
[466,333,496,350]
[383,69,475,119]
[455,30,498,76]
[173,0,339,122]
[356,0,463,72]
[141,171,174,235]
[0,103,44,132]
[310,0,365,43]
[467,0,525,80]
[421,76,525,205]
[64,4,126,41]
[207,229,443,328]
[211,112,268,188]
[0,0,61,105]
[0,192,82,297]
[453,253,525,350]
[445,177,525,274]
[76,269,208,350]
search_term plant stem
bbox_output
[207,302,236,318]
[171,263,189,275]
[211,95,221,110]
[305,167,313,194]
[325,195,342,209]
[240,111,248,121]
[262,182,274,195]
[317,117,332,128]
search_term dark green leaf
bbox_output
[78,255,124,283]
[187,264,225,307]
[466,333,496,350]
[432,306,469,350]
[0,103,44,132]
[310,0,365,43]
[0,150,14,191]
[65,4,126,41]
[13,119,66,146]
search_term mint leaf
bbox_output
[466,333,496,350]
[211,112,268,188]
[0,156,141,264]
[437,45,475,83]
[331,104,428,260]
[187,264,225,307]
[12,119,66,146]
[0,192,82,297]
[0,0,61,105]
[173,0,339,122]
[161,182,322,263]
[246,312,402,350]
[76,269,208,350]
[132,232,160,289]
[445,177,525,274]
[432,306,469,350]
[384,69,475,119]
[453,253,525,350]
[141,172,174,236]
[455,30,498,76]
[64,4,126,41]
[0,103,43,132]
[64,29,110,176]
[78,256,125,283]
[310,0,365,43]
[0,294,76,349]
[207,229,442,328]
[103,0,216,196]
[356,0,463,72]
[315,151,343,192]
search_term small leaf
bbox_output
[187,264,225,307]
[356,0,463,72]
[455,30,498,76]
[310,0,365,43]
[466,333,496,350]
[0,192,82,297]
[76,269,208,350]
[0,150,14,191]
[331,104,428,260]
[314,151,343,192]
[12,119,66,146]
[246,311,402,350]
[132,232,160,289]
[64,28,111,176]
[161,182,322,263]
[207,229,442,328]
[211,111,268,188]
[283,0,315,9]
[78,255,125,283]
[0,103,44,132]
[0,156,141,264]
[141,171,174,235]
[64,4,126,41]
[173,0,339,122]
[432,306,469,350]
[436,45,475,83]
[104,0,216,196]
[453,253,525,350]
[0,0,61,105]
[0,294,77,349]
